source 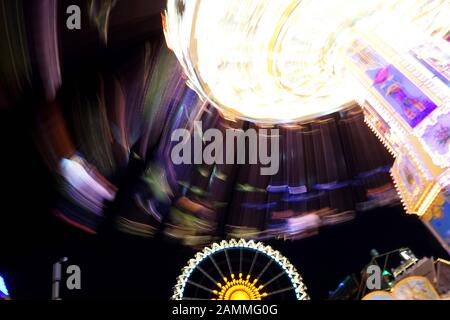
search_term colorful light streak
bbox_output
[164,0,449,123]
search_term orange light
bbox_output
[212,273,268,300]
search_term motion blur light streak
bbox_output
[0,0,408,245]
[164,0,449,123]
[59,156,116,215]
[0,274,9,299]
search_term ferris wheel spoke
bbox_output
[262,270,285,287]
[256,259,273,280]
[197,265,218,285]
[265,286,295,297]
[239,248,243,274]
[224,249,233,276]
[248,251,259,276]
[209,254,225,279]
[186,279,215,293]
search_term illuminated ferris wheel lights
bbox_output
[172,239,309,300]
[212,273,267,300]
[164,0,450,123]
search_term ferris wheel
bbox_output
[172,239,309,300]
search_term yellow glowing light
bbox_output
[164,0,449,123]
[212,273,268,300]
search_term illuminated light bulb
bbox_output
[229,290,251,300]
